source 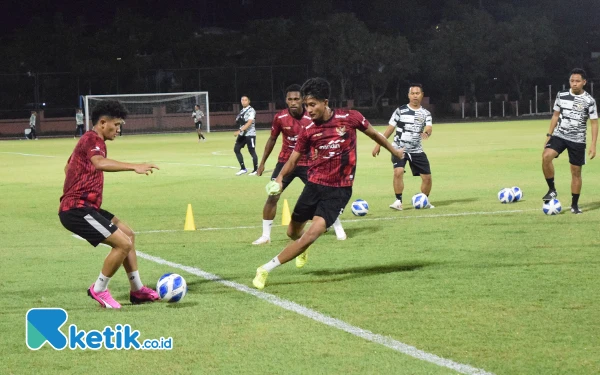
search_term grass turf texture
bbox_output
[1,120,599,374]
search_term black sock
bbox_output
[546,178,555,191]
[201,134,205,139]
[395,193,403,202]
[198,133,201,139]
[572,193,580,207]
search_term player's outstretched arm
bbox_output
[589,119,598,159]
[372,125,395,157]
[545,111,560,146]
[364,125,404,159]
[257,136,278,176]
[91,155,159,175]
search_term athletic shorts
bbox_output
[271,162,308,191]
[235,135,256,150]
[195,121,202,130]
[59,207,118,247]
[392,152,431,176]
[291,182,352,228]
[545,136,586,166]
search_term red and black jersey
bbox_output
[270,109,312,166]
[295,109,370,187]
[59,131,107,212]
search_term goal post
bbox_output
[84,92,210,134]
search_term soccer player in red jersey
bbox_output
[252,84,346,245]
[59,100,160,309]
[252,78,404,289]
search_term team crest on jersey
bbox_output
[574,103,584,111]
[336,126,346,137]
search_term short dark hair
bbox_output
[409,83,424,92]
[241,95,250,101]
[301,78,330,101]
[570,68,587,80]
[285,84,302,94]
[91,100,128,126]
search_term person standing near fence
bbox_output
[542,68,598,214]
[372,83,434,210]
[29,110,38,140]
[192,104,206,142]
[74,108,84,138]
[233,95,258,176]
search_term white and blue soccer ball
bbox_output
[411,193,429,209]
[157,273,188,303]
[512,186,523,202]
[542,199,562,215]
[351,199,369,216]
[498,188,515,203]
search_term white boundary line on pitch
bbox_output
[0,152,57,158]
[210,150,231,156]
[134,208,539,234]
[157,161,238,169]
[72,235,494,375]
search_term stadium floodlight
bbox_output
[84,92,210,135]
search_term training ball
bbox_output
[412,193,429,209]
[157,273,188,303]
[542,199,562,215]
[351,199,369,216]
[512,186,523,201]
[498,188,515,203]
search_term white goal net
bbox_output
[84,92,210,134]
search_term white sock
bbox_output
[127,270,143,292]
[262,256,281,272]
[332,217,345,236]
[93,272,111,293]
[262,220,273,238]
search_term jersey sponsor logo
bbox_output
[318,139,345,150]
[336,126,346,137]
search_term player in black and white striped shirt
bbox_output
[192,104,206,142]
[373,84,433,210]
[542,68,598,213]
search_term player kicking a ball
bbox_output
[252,84,346,245]
[252,78,404,290]
[59,100,160,308]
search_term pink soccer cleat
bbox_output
[87,284,122,309]
[129,286,160,304]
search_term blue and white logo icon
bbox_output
[26,308,68,350]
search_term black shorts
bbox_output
[545,136,586,166]
[392,152,431,176]
[59,208,118,247]
[291,182,352,228]
[235,135,256,150]
[271,162,308,191]
[195,121,202,130]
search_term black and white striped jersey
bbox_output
[236,106,256,136]
[552,90,598,144]
[76,113,84,125]
[192,109,204,123]
[388,105,432,153]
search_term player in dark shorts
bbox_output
[542,68,598,214]
[252,78,404,290]
[59,100,160,309]
[253,85,346,245]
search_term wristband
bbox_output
[546,133,551,137]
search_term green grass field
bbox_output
[2,120,599,374]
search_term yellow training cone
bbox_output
[184,204,196,231]
[281,199,291,226]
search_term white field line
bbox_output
[157,161,238,169]
[72,235,494,375]
[134,208,539,234]
[0,152,57,158]
[210,150,231,156]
